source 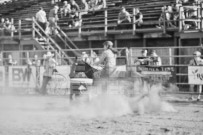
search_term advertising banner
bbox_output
[0,66,5,87]
[40,66,71,89]
[8,66,36,88]
[138,66,176,83]
[188,66,203,85]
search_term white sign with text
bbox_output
[188,66,203,84]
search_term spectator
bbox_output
[157,7,166,29]
[117,6,131,29]
[149,50,162,66]
[49,5,59,34]
[80,0,89,16]
[89,0,106,12]
[7,54,17,66]
[134,8,143,27]
[189,51,203,101]
[0,18,5,35]
[60,1,71,18]
[4,18,12,34]
[134,49,150,65]
[36,7,47,31]
[32,54,41,66]
[175,0,182,11]
[68,6,80,27]
[40,51,58,95]
[70,0,80,11]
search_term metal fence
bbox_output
[0,46,202,90]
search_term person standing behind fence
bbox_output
[40,51,58,95]
[189,51,203,101]
[49,5,59,35]
[134,49,150,66]
[7,54,17,66]
[32,54,41,67]
[36,7,47,32]
[148,50,162,66]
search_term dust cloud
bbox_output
[67,79,177,119]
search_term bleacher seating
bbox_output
[1,0,177,39]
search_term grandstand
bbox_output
[0,0,202,62]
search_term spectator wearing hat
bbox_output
[149,50,162,66]
[94,41,117,78]
[134,49,150,65]
[189,51,203,101]
[40,51,58,95]
[60,1,71,18]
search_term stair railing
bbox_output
[56,25,78,49]
[32,17,73,64]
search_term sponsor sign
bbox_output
[40,66,70,89]
[188,66,203,84]
[0,67,5,87]
[8,66,36,88]
[138,66,176,83]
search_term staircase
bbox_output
[32,18,76,64]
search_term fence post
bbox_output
[18,19,21,39]
[78,12,82,38]
[179,7,183,32]
[133,8,136,35]
[169,48,172,66]
[104,8,108,36]
[201,3,203,31]
[163,9,166,34]
[32,17,35,39]
[197,3,201,30]
[11,18,14,38]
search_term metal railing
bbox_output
[0,46,202,91]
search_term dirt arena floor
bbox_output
[0,94,202,135]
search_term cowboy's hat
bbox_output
[46,51,54,57]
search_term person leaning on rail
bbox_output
[189,51,203,101]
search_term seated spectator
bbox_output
[175,0,182,11]
[0,18,5,35]
[157,5,175,29]
[134,8,143,27]
[187,2,198,29]
[117,6,131,28]
[89,0,106,12]
[189,51,203,101]
[157,6,166,29]
[49,5,59,35]
[68,6,80,27]
[80,0,89,16]
[148,50,162,66]
[60,1,71,18]
[70,0,80,11]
